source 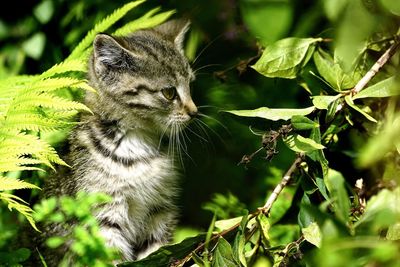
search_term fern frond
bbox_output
[67,0,145,61]
[40,59,87,79]
[26,77,87,93]
[113,9,175,36]
[0,192,39,231]
[2,113,71,132]
[0,176,39,191]
[8,92,91,113]
[0,132,67,172]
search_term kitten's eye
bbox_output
[161,87,177,100]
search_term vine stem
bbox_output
[352,40,400,95]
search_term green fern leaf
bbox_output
[0,176,39,191]
[2,113,71,132]
[8,92,92,113]
[67,0,145,61]
[0,192,39,231]
[40,59,87,79]
[113,9,175,36]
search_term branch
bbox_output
[352,40,400,95]
[260,154,304,214]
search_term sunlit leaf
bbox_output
[324,169,350,223]
[353,77,400,99]
[313,48,358,91]
[302,222,321,247]
[344,95,377,122]
[291,115,319,130]
[283,133,325,153]
[212,237,239,267]
[225,106,315,121]
[252,37,321,79]
[312,95,341,110]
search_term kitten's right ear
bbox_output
[93,34,136,74]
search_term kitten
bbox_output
[40,19,197,264]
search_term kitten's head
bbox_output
[87,20,197,135]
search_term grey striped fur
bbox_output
[40,20,197,264]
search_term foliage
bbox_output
[33,191,117,266]
[0,0,400,266]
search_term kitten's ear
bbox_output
[93,34,137,74]
[154,19,190,53]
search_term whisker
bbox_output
[195,118,227,146]
[197,113,230,135]
[192,34,223,67]
[186,124,209,143]
[193,63,222,75]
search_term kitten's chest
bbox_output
[84,133,176,198]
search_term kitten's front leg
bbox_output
[98,219,134,262]
[135,210,177,260]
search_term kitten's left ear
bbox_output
[154,19,190,53]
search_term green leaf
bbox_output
[355,187,400,232]
[46,236,65,248]
[113,9,175,36]
[380,0,400,15]
[291,115,319,130]
[302,222,321,247]
[215,217,242,232]
[34,0,54,24]
[67,0,145,60]
[119,234,206,267]
[308,121,329,178]
[0,176,40,191]
[240,0,293,44]
[233,232,247,267]
[323,0,349,21]
[252,37,321,79]
[344,95,377,122]
[313,48,358,91]
[212,237,239,267]
[225,106,314,121]
[283,133,325,153]
[312,95,341,110]
[22,32,46,60]
[353,77,400,99]
[324,169,350,223]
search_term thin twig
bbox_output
[352,40,400,95]
[260,154,304,214]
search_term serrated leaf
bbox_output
[344,95,377,122]
[212,237,239,267]
[114,9,175,36]
[252,37,321,79]
[302,222,321,247]
[353,76,400,99]
[312,95,341,110]
[225,106,314,121]
[291,115,319,130]
[283,133,325,153]
[325,169,350,223]
[308,120,329,178]
[67,0,146,60]
[0,176,39,191]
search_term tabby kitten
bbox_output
[41,20,197,264]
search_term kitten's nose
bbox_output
[185,101,198,118]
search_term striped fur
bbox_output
[40,20,197,265]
